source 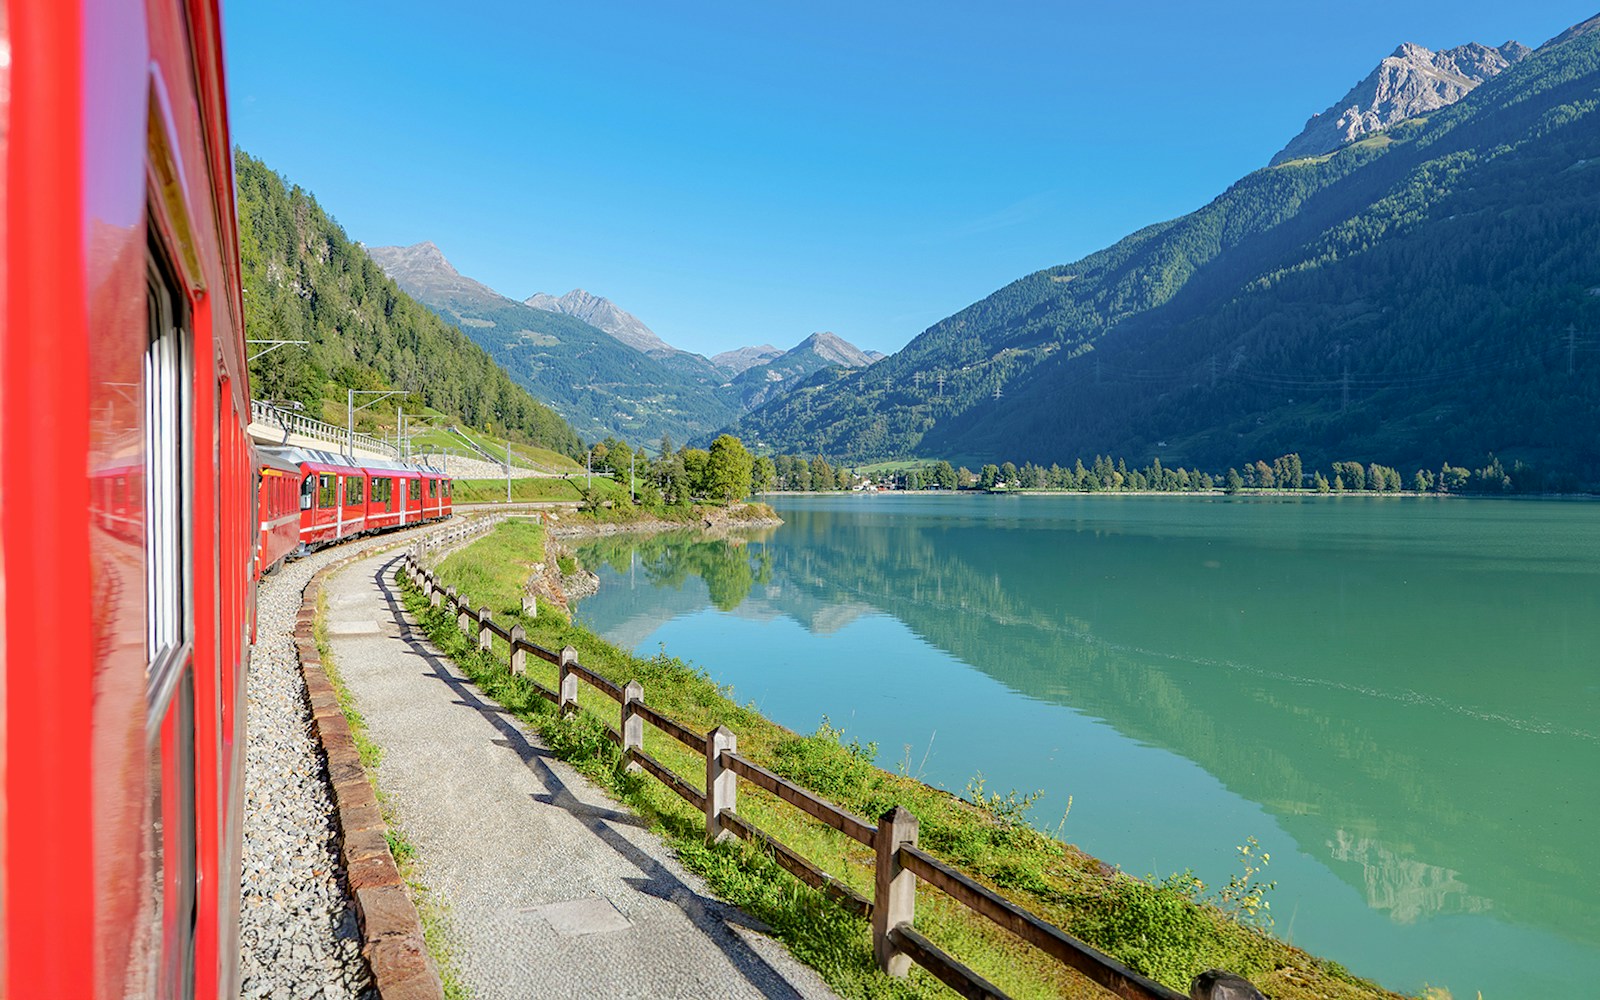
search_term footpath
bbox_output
[322,548,837,1000]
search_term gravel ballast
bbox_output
[239,529,433,1000]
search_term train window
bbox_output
[145,259,190,668]
[144,244,197,1000]
[372,477,391,504]
[444,479,452,498]
[301,475,315,511]
[346,476,365,505]
[409,478,421,502]
[318,474,336,508]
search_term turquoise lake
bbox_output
[572,493,1600,997]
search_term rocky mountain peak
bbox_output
[1270,38,1528,165]
[522,288,672,355]
[710,344,784,376]
[793,331,879,368]
[367,241,513,310]
[376,240,458,275]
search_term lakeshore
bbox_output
[574,492,1600,998]
[406,512,1431,999]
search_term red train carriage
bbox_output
[2,0,253,997]
[255,445,454,565]
[256,448,303,576]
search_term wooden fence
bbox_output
[401,531,1265,1000]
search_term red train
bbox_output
[1,1,454,996]
[2,0,252,996]
[255,446,454,575]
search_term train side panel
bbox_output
[256,464,300,573]
[3,1,250,997]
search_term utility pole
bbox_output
[506,439,512,503]
[347,387,404,458]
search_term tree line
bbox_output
[585,433,763,508]
[754,451,1544,495]
[577,427,1545,505]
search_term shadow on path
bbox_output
[365,556,806,1000]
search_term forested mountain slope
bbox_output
[369,242,739,445]
[236,152,583,456]
[729,17,1600,484]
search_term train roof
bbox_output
[256,445,447,477]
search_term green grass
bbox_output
[445,423,585,473]
[451,474,640,505]
[854,459,936,474]
[404,523,1407,1000]
[452,477,585,503]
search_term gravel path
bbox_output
[325,549,838,1000]
[239,527,438,1000]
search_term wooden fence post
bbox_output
[458,595,472,634]
[509,625,526,675]
[705,726,737,843]
[558,646,579,716]
[873,806,919,977]
[621,681,644,772]
[430,582,442,608]
[478,609,493,651]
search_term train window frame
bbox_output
[408,478,421,502]
[143,238,198,1000]
[345,475,365,506]
[144,254,192,686]
[318,474,336,509]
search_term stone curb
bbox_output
[294,531,451,1000]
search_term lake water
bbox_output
[572,494,1600,997]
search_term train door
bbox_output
[344,472,366,536]
[299,471,315,549]
[373,476,392,528]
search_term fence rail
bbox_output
[400,531,1263,1000]
[721,751,876,847]
[251,398,397,458]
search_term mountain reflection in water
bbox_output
[573,494,1600,996]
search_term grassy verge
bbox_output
[406,523,1406,1000]
[315,590,469,999]
[451,476,591,504]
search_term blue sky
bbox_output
[224,1,1590,357]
